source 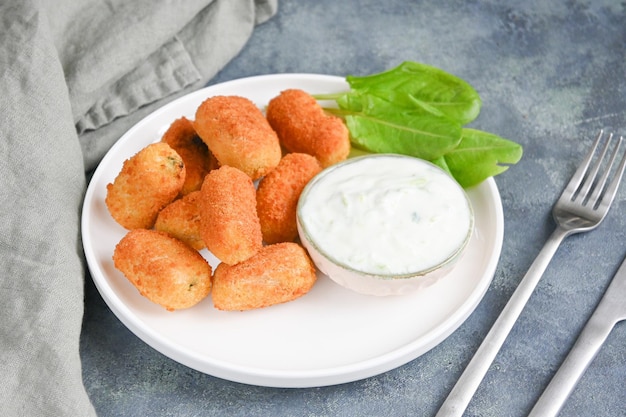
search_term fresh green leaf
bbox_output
[313,61,523,187]
[443,128,523,188]
[346,110,462,160]
[428,155,452,175]
[342,61,482,124]
[329,93,463,160]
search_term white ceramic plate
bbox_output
[82,74,504,388]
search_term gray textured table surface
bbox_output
[80,1,626,416]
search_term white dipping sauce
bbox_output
[298,154,472,276]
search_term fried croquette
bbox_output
[154,191,204,250]
[106,142,185,229]
[266,89,350,167]
[113,229,212,311]
[194,95,281,180]
[199,165,263,265]
[212,242,317,311]
[161,117,218,196]
[256,153,322,244]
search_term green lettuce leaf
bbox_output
[346,113,462,161]
[342,61,482,124]
[443,128,523,188]
[314,61,523,187]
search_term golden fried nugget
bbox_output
[106,142,185,229]
[154,191,204,250]
[212,242,317,311]
[256,153,322,244]
[199,165,263,265]
[266,89,350,167]
[113,229,212,311]
[161,117,217,196]
[194,95,281,180]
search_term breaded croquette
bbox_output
[266,89,350,167]
[106,142,185,229]
[199,165,263,265]
[161,117,217,196]
[256,153,322,244]
[194,95,281,180]
[212,242,317,311]
[113,229,212,311]
[154,191,204,250]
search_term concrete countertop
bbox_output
[80,1,626,415]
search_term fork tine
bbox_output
[593,136,626,211]
[565,130,605,197]
[578,132,612,200]
[587,136,623,207]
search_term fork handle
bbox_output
[436,227,569,417]
[527,298,617,417]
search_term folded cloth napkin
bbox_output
[0,0,277,415]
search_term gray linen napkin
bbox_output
[0,0,277,415]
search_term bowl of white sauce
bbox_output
[297,154,474,296]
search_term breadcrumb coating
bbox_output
[113,229,212,311]
[212,242,317,311]
[161,117,217,196]
[106,142,185,229]
[266,89,350,167]
[194,95,281,180]
[155,191,205,250]
[256,153,322,244]
[199,165,263,265]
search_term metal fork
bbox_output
[435,130,626,417]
